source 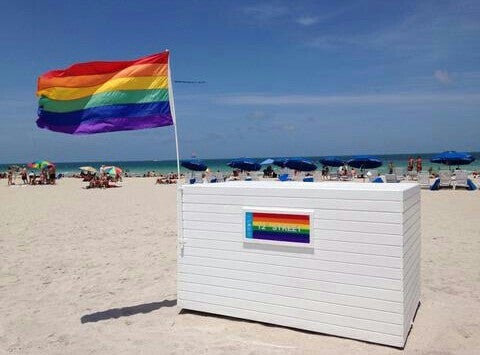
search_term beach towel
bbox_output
[430,178,440,190]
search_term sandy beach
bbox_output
[1,178,479,354]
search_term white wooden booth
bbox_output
[177,181,421,347]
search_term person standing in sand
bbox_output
[407,156,414,172]
[48,165,56,184]
[7,169,13,185]
[416,156,422,172]
[21,168,28,184]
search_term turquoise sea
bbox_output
[2,152,479,176]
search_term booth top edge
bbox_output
[180,181,420,192]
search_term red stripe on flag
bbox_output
[40,52,169,79]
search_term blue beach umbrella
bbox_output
[430,151,475,166]
[347,156,383,169]
[181,159,208,172]
[273,158,288,168]
[260,158,275,165]
[319,157,345,167]
[284,158,317,172]
[227,158,261,171]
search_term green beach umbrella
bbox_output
[102,166,122,176]
[27,160,55,169]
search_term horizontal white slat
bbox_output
[404,218,421,248]
[402,184,420,201]
[182,212,408,235]
[182,220,408,246]
[177,290,403,336]
[178,281,402,324]
[404,284,421,336]
[178,272,402,313]
[404,224,421,255]
[315,229,403,246]
[182,185,406,201]
[178,299,405,347]
[178,264,403,302]
[179,255,402,290]
[182,206,406,224]
[314,219,402,235]
[402,214,420,235]
[403,194,420,212]
[183,238,403,270]
[404,277,420,330]
[183,203,241,214]
[184,228,404,248]
[182,194,404,213]
[403,238,421,276]
[403,202,420,223]
[183,229,402,257]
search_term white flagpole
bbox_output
[166,50,181,181]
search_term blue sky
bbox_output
[1,0,479,163]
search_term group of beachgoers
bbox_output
[3,166,57,186]
[155,172,184,184]
[81,170,123,189]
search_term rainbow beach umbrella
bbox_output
[102,166,122,176]
[27,160,55,169]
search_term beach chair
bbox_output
[367,170,379,182]
[418,172,430,188]
[303,176,314,182]
[278,173,290,181]
[453,170,469,190]
[385,174,398,183]
[394,167,405,181]
[328,171,339,181]
[408,171,418,181]
[439,170,452,188]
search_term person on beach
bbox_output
[416,156,422,172]
[40,169,47,184]
[48,165,56,184]
[407,156,414,172]
[21,168,28,184]
[388,161,394,174]
[7,169,13,185]
[28,170,35,185]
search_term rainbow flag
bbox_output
[36,51,174,134]
[245,212,310,244]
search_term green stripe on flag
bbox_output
[39,89,169,113]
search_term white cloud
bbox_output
[242,4,287,21]
[296,16,319,26]
[434,70,452,84]
[218,93,480,105]
[306,1,480,60]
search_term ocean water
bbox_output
[2,153,479,176]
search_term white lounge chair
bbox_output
[367,170,379,182]
[408,171,418,181]
[453,170,469,190]
[328,171,339,181]
[439,170,452,188]
[394,167,406,181]
[385,174,398,183]
[418,172,430,189]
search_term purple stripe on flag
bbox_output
[36,114,173,135]
[252,231,310,244]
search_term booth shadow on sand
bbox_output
[80,299,177,323]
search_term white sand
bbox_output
[1,178,479,354]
